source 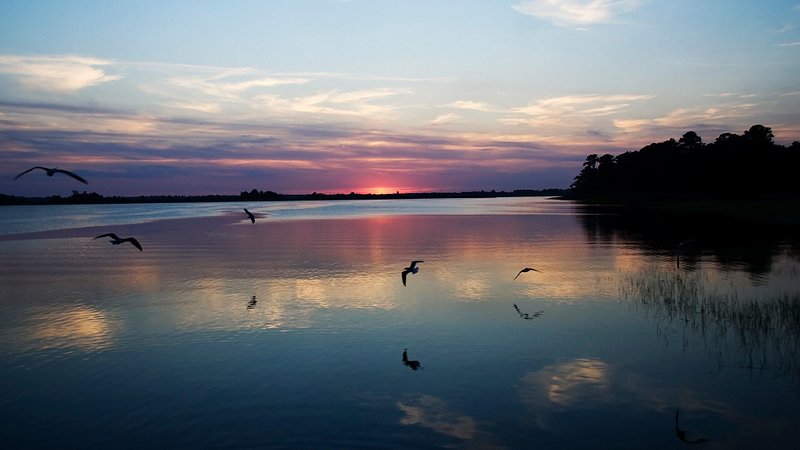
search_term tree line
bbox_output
[0,188,567,206]
[571,125,800,194]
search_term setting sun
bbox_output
[365,186,399,195]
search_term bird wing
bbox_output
[13,167,45,180]
[55,169,88,184]
[409,260,424,269]
[124,238,143,251]
[514,270,524,280]
[244,208,255,223]
[401,269,409,286]
[94,233,119,240]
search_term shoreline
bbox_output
[0,189,567,206]
[560,192,800,228]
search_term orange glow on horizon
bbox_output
[364,186,400,195]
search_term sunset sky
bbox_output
[1,0,799,196]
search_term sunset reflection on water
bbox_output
[1,199,799,449]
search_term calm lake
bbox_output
[1,197,798,449]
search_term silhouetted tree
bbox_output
[743,124,774,145]
[678,131,703,149]
[571,124,798,195]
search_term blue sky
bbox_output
[1,0,799,196]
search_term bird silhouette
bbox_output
[14,166,88,184]
[247,295,257,309]
[402,349,421,370]
[514,303,544,320]
[93,233,143,251]
[401,260,424,286]
[244,208,255,224]
[674,410,709,444]
[514,267,540,280]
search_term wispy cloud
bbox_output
[614,102,756,134]
[430,113,459,126]
[512,0,641,28]
[165,71,311,101]
[0,55,120,92]
[252,88,412,118]
[446,100,500,112]
[778,41,800,47]
[503,94,654,127]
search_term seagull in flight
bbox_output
[243,208,256,224]
[14,166,88,184]
[514,267,540,280]
[401,260,424,286]
[93,233,143,251]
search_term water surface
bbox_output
[1,197,798,449]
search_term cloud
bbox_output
[0,54,120,92]
[778,41,800,47]
[512,0,641,28]
[502,94,654,131]
[430,113,459,126]
[165,71,311,101]
[446,100,499,112]
[252,88,412,118]
[614,102,756,133]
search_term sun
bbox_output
[366,186,399,195]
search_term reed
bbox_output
[620,267,800,380]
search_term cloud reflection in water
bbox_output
[522,358,610,408]
[20,305,115,352]
[397,395,477,440]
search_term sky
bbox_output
[1,0,799,196]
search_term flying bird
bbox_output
[514,267,540,280]
[93,233,143,251]
[244,208,255,224]
[401,260,424,286]
[247,295,257,309]
[14,166,88,184]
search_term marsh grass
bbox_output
[620,267,800,380]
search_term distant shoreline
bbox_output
[7,189,797,228]
[0,188,569,206]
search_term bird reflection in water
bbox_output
[247,295,257,309]
[675,410,709,444]
[676,239,701,269]
[402,349,422,370]
[514,303,543,320]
